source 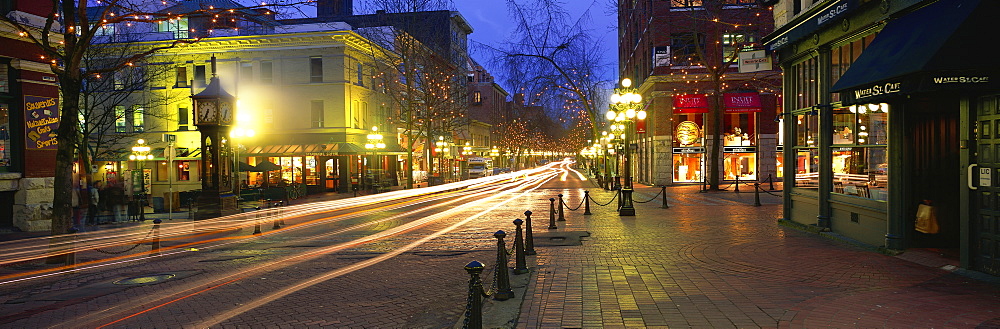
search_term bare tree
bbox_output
[0,0,310,262]
[352,0,471,187]
[479,0,611,153]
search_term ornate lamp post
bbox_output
[129,138,154,221]
[605,78,646,216]
[364,126,385,192]
[191,59,238,220]
[230,122,255,199]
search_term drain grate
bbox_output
[113,274,177,285]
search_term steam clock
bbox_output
[192,75,237,219]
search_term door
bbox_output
[973,95,1000,275]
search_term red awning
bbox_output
[724,92,762,112]
[673,94,709,113]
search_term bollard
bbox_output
[754,183,762,207]
[547,198,557,229]
[272,203,281,229]
[278,201,286,226]
[513,219,528,274]
[463,261,485,329]
[583,191,592,215]
[557,194,565,221]
[524,210,536,255]
[768,174,775,191]
[492,231,514,300]
[151,219,162,256]
[734,175,741,193]
[661,185,670,209]
[253,206,262,234]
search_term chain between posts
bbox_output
[590,190,621,207]
[632,187,664,204]
[94,224,157,255]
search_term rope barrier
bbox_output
[632,188,664,204]
[94,225,157,255]
[590,190,620,207]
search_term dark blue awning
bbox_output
[831,0,1000,104]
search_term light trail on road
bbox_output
[0,163,577,328]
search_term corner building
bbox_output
[764,0,1000,275]
[619,0,782,187]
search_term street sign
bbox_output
[739,50,772,73]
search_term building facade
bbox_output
[764,0,1000,276]
[1,1,61,231]
[619,0,782,187]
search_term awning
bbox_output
[673,94,709,113]
[830,0,1000,104]
[245,143,367,156]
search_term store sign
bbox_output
[673,94,709,113]
[24,95,59,150]
[636,119,646,134]
[653,46,670,67]
[852,82,902,101]
[932,76,990,85]
[980,167,992,187]
[673,147,705,153]
[724,146,757,153]
[738,50,772,73]
[724,92,762,112]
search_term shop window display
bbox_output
[831,104,888,200]
[793,112,819,187]
[725,152,756,180]
[673,118,705,183]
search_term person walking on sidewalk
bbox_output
[86,181,100,225]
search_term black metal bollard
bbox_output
[661,185,670,209]
[754,183,762,207]
[734,175,741,193]
[253,206,262,234]
[583,191,592,215]
[524,210,536,255]
[768,174,775,191]
[463,261,485,329]
[151,219,162,256]
[547,198,557,229]
[557,194,565,221]
[492,230,514,300]
[513,219,528,275]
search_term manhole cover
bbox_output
[114,274,176,285]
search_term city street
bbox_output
[1,161,999,328]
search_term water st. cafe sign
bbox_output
[852,81,902,101]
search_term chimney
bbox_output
[317,0,353,18]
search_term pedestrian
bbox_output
[72,180,84,231]
[87,180,101,225]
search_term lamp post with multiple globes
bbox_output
[129,138,154,221]
[605,78,646,216]
[364,126,386,192]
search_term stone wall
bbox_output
[13,176,53,232]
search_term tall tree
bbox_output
[1,0,308,263]
[480,0,611,153]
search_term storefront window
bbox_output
[795,148,819,187]
[177,161,191,181]
[722,113,755,146]
[831,104,888,200]
[795,113,819,146]
[0,103,9,168]
[724,152,756,180]
[673,153,703,182]
[673,116,704,147]
[275,156,304,184]
[305,156,318,185]
[157,161,169,181]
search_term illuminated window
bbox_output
[157,18,189,38]
[670,33,705,66]
[831,105,889,200]
[132,106,145,132]
[115,106,127,133]
[473,91,482,105]
[177,161,191,181]
[671,0,703,7]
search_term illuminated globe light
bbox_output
[616,112,626,121]
[610,93,622,104]
[621,78,632,88]
[606,110,617,121]
[637,110,648,120]
[625,107,637,119]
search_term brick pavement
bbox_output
[515,183,1000,328]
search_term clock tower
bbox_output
[191,66,238,219]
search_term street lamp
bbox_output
[434,136,450,182]
[364,126,385,192]
[606,78,646,216]
[129,138,154,221]
[231,124,255,198]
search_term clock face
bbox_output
[219,101,233,124]
[198,100,216,124]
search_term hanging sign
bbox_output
[738,50,772,73]
[24,95,59,150]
